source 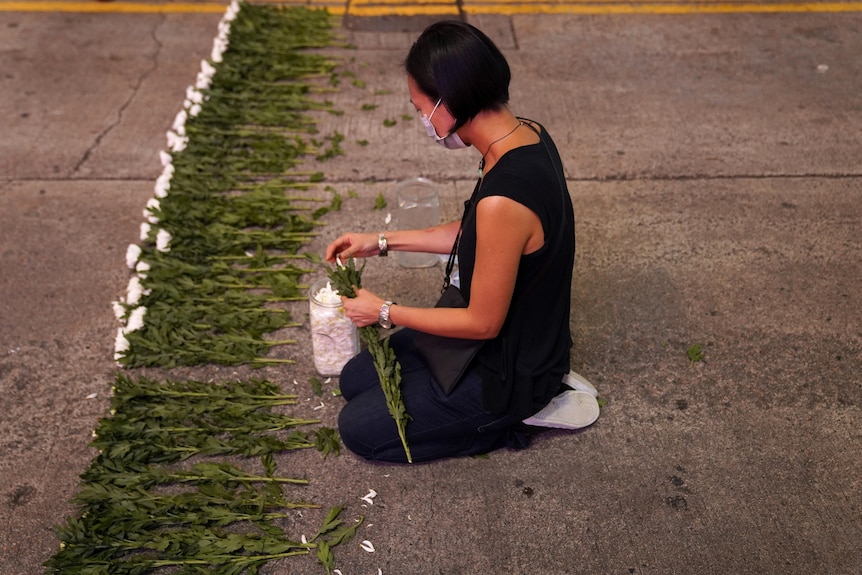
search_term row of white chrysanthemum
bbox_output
[112,0,241,363]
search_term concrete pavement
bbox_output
[1,2,860,574]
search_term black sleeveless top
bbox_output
[457,122,575,419]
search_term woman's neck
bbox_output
[463,109,530,176]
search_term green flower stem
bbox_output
[120,389,298,401]
[252,358,297,365]
[327,260,413,462]
[158,421,319,433]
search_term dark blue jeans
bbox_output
[337,329,528,463]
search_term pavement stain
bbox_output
[6,484,36,508]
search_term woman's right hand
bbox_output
[325,232,380,263]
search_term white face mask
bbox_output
[421,99,468,149]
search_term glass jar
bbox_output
[395,177,439,268]
[309,278,359,376]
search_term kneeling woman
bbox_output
[325,21,576,463]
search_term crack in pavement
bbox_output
[71,14,166,176]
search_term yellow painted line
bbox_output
[351,0,455,4]
[348,2,862,15]
[0,1,224,13]
[347,6,459,15]
[2,0,861,15]
[0,1,346,13]
[461,2,862,13]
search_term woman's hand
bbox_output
[341,287,385,328]
[325,232,380,263]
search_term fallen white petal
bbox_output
[86,392,98,399]
[384,212,392,224]
[333,571,343,575]
[360,540,375,553]
[361,489,377,505]
[301,535,308,544]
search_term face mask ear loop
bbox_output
[428,98,442,121]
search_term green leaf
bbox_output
[373,192,387,210]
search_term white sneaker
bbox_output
[522,390,600,430]
[562,370,599,397]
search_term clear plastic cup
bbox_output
[395,177,439,268]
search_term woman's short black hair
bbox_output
[405,20,511,131]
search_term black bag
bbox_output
[412,284,485,395]
[412,177,487,395]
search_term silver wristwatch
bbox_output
[378,301,395,329]
[378,233,388,257]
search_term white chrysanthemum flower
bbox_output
[195,73,210,91]
[125,244,141,269]
[211,42,224,63]
[135,260,150,277]
[126,276,146,306]
[189,103,202,117]
[114,327,130,356]
[156,229,172,253]
[186,85,204,105]
[154,175,170,199]
[196,60,216,90]
[202,59,216,75]
[166,130,188,152]
[217,21,231,41]
[172,109,188,136]
[112,300,125,321]
[140,221,151,241]
[159,150,172,167]
[124,306,146,332]
[224,0,240,20]
[145,198,161,222]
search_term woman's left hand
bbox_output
[341,288,385,328]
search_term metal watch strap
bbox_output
[379,301,394,329]
[378,233,388,257]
